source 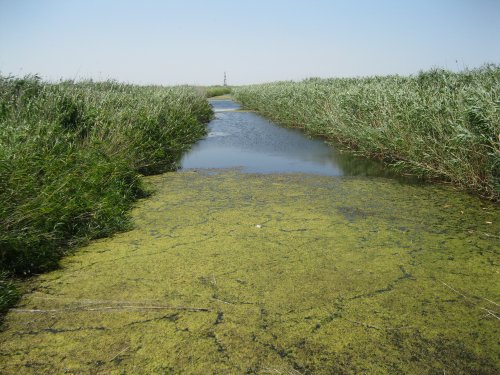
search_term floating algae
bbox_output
[0,170,498,374]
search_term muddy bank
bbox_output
[0,170,498,373]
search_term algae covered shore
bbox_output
[0,170,498,374]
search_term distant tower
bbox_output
[223,72,227,87]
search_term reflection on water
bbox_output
[181,99,410,180]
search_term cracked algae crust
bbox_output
[0,170,498,374]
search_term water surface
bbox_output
[1,171,497,373]
[181,99,401,179]
[2,99,498,374]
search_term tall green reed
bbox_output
[203,85,232,98]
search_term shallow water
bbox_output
[181,99,401,179]
[0,100,498,373]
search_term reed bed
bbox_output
[0,76,212,311]
[233,65,500,200]
[203,85,232,98]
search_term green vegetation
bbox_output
[0,75,212,311]
[203,85,232,98]
[233,65,500,200]
[0,170,497,373]
[0,272,19,315]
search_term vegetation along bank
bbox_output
[203,85,232,98]
[233,65,500,200]
[0,76,212,312]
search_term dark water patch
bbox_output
[337,206,369,222]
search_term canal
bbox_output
[181,99,400,179]
[0,98,498,374]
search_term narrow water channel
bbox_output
[181,99,400,179]
[1,98,498,373]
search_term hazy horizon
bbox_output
[1,0,499,85]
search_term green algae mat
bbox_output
[0,170,498,374]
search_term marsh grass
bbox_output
[203,85,232,98]
[233,65,500,200]
[0,272,18,315]
[0,75,212,310]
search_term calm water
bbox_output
[181,99,402,178]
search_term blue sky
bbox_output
[1,0,499,85]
